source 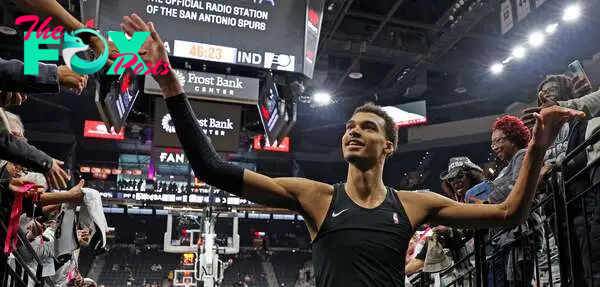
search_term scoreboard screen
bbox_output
[95,0,325,78]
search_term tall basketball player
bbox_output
[121,14,585,286]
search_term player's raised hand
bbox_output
[121,14,181,96]
[120,14,170,76]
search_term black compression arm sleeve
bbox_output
[164,94,244,195]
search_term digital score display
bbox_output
[96,0,325,78]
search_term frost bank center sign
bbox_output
[145,69,259,104]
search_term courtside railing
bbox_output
[0,219,53,287]
[410,125,600,287]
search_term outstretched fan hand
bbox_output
[530,105,586,149]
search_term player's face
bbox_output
[342,112,392,166]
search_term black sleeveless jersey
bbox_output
[312,183,413,287]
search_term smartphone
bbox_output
[568,60,593,87]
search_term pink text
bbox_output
[16,15,64,41]
[112,53,172,75]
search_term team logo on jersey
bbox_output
[393,212,399,224]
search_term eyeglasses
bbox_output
[491,136,507,148]
[539,86,559,96]
[539,81,559,96]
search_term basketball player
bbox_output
[121,14,585,286]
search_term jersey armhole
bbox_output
[312,183,340,242]
[391,188,414,235]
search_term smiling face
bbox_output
[538,80,560,105]
[491,129,519,163]
[448,171,471,199]
[342,112,393,167]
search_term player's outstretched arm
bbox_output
[120,14,331,213]
[400,106,585,229]
[163,90,330,211]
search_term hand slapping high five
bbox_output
[120,14,183,97]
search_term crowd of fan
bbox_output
[0,1,121,286]
[403,73,600,286]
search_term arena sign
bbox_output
[83,120,125,140]
[153,99,241,152]
[144,69,259,104]
[94,0,324,78]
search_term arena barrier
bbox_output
[0,219,53,287]
[410,126,600,287]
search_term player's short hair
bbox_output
[352,103,399,153]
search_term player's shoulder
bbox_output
[273,177,334,195]
[393,189,450,204]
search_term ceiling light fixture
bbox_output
[490,63,503,74]
[313,91,332,105]
[563,4,581,22]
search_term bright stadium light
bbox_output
[490,63,503,74]
[512,46,526,59]
[528,31,544,47]
[313,91,332,105]
[546,23,559,34]
[563,4,581,22]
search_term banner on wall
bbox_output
[83,120,125,140]
[500,0,514,35]
[515,0,530,22]
[535,0,546,8]
[144,69,259,105]
[253,135,290,152]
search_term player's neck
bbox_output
[346,164,386,202]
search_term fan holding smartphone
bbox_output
[569,60,596,98]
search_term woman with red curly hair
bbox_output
[487,115,535,287]
[491,115,530,164]
[462,116,532,205]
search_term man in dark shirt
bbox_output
[122,14,586,286]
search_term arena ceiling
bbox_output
[295,0,600,138]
